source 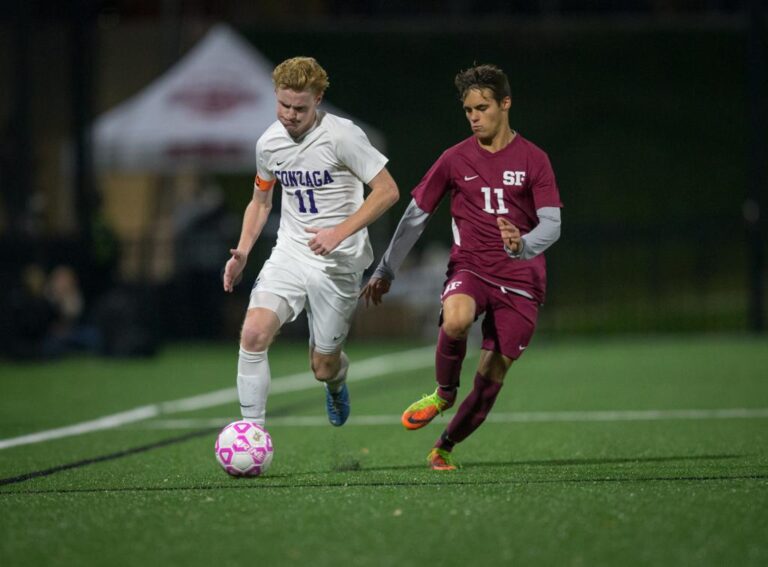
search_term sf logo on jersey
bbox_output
[502,171,526,186]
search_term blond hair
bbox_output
[272,57,330,95]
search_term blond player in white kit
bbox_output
[222,56,399,427]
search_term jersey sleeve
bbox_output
[253,136,277,192]
[255,135,275,180]
[372,199,432,281]
[334,122,389,184]
[411,151,453,213]
[530,150,563,210]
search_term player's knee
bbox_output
[240,324,273,352]
[313,369,334,382]
[311,356,341,382]
[485,370,506,384]
[479,354,513,383]
[441,318,472,339]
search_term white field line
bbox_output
[142,408,768,429]
[0,346,435,450]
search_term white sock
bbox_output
[324,352,349,394]
[237,347,270,425]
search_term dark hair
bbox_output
[454,64,511,104]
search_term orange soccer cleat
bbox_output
[401,390,454,430]
[427,448,457,471]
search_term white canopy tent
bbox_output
[86,24,389,283]
[92,24,385,173]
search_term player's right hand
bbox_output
[360,277,391,307]
[497,217,522,253]
[223,248,246,292]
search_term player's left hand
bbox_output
[497,217,522,253]
[305,226,343,256]
[360,277,391,307]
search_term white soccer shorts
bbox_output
[248,247,363,354]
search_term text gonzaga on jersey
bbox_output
[275,169,335,188]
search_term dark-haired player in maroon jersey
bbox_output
[361,64,562,470]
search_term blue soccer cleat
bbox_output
[325,382,351,427]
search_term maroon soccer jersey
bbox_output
[412,134,562,303]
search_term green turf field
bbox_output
[1,336,767,566]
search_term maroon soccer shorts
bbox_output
[441,270,539,360]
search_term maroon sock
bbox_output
[434,328,467,404]
[436,372,503,449]
[435,429,456,452]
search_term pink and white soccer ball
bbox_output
[214,420,274,477]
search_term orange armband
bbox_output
[254,175,276,192]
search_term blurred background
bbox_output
[0,0,765,360]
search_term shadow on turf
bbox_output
[356,453,744,473]
[4,452,763,496]
[7,469,767,496]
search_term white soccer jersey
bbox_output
[255,111,388,274]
